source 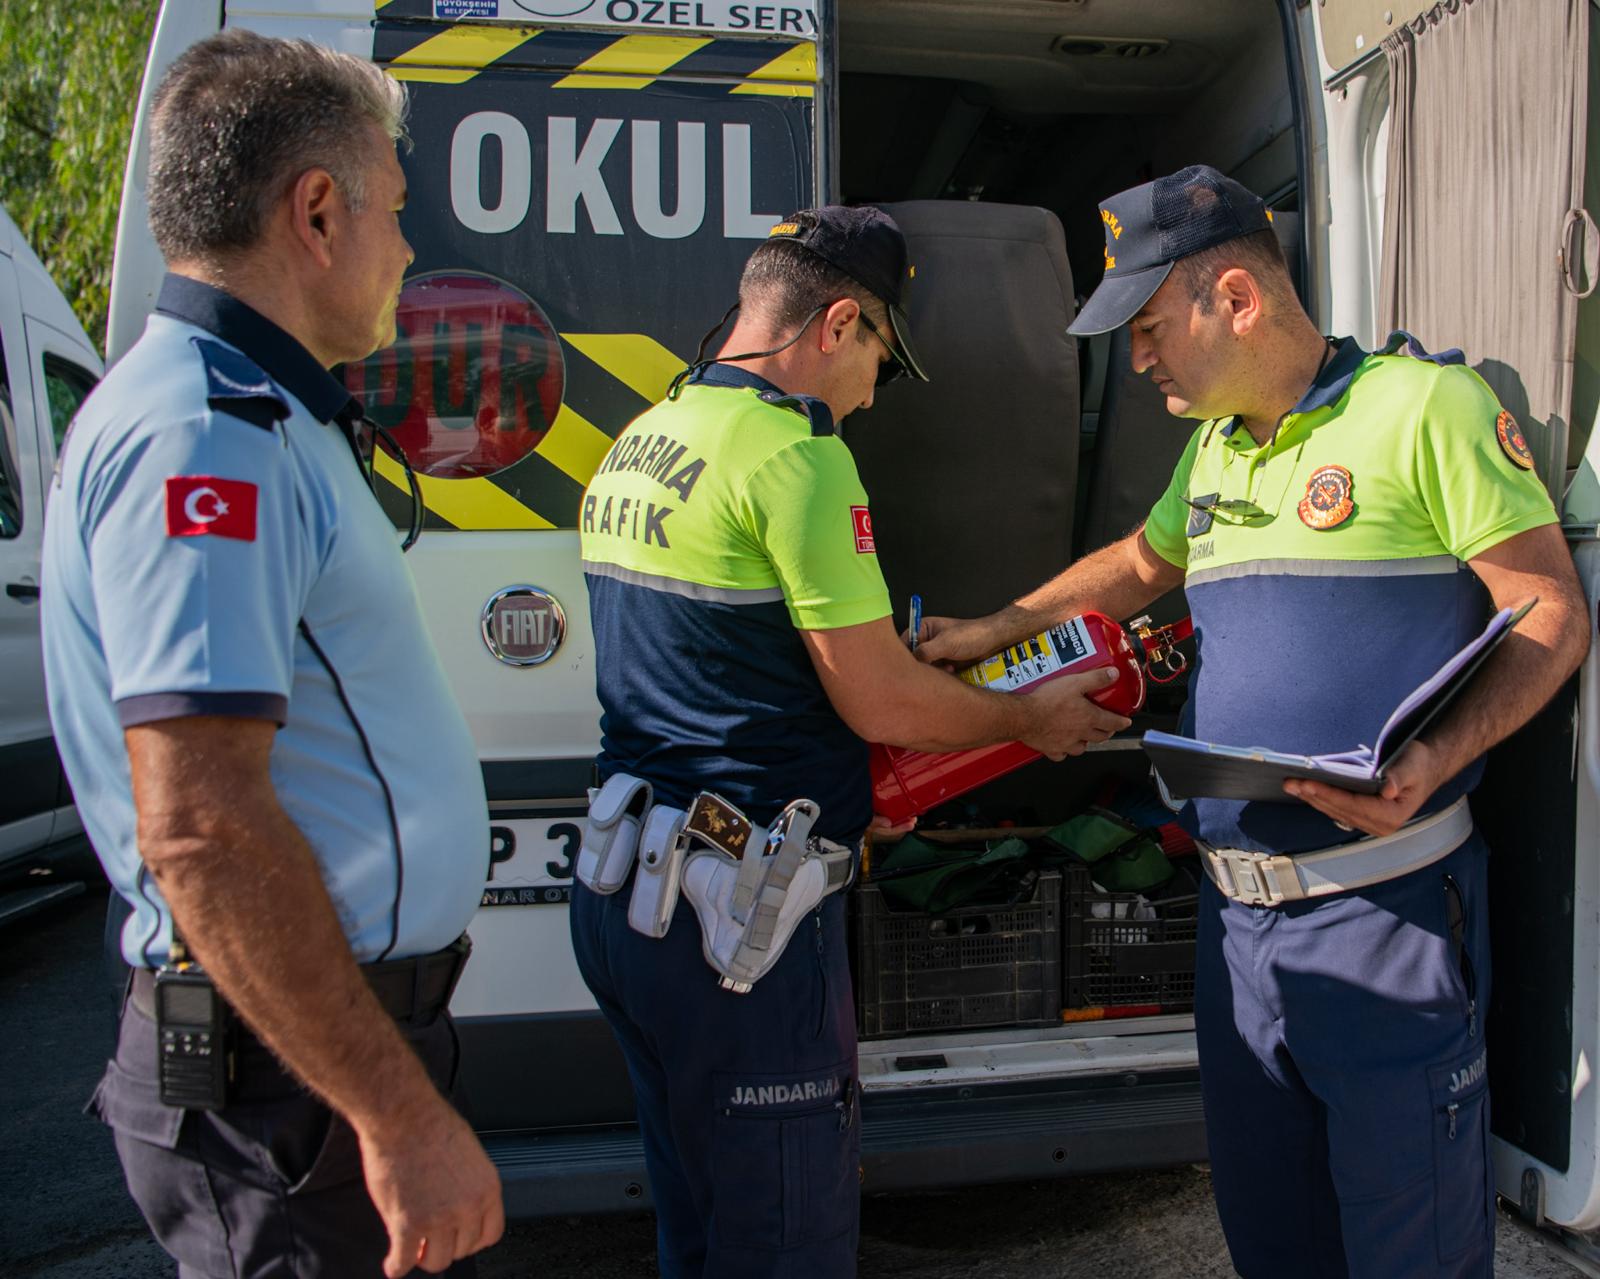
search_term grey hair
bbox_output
[147,29,409,265]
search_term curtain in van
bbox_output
[1377,0,1589,497]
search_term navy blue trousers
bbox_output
[570,878,860,1279]
[93,994,473,1279]
[1196,833,1495,1278]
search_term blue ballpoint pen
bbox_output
[909,593,923,652]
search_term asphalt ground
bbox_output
[0,882,1581,1278]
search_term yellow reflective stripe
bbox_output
[389,67,481,84]
[729,82,814,97]
[554,34,713,90]
[374,452,556,531]
[375,0,398,9]
[388,25,540,79]
[536,403,615,485]
[743,42,818,83]
[730,44,816,96]
[563,333,686,404]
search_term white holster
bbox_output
[575,773,651,894]
[679,795,856,994]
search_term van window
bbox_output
[42,354,96,451]
[0,332,18,539]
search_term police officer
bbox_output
[41,31,502,1278]
[917,166,1591,1277]
[572,206,1130,1278]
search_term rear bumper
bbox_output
[485,1070,1207,1219]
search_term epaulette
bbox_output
[191,336,289,431]
[757,389,835,437]
[1377,329,1466,367]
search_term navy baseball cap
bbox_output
[1068,165,1274,336]
[766,206,929,382]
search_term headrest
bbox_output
[846,201,1080,621]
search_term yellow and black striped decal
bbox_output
[376,20,816,96]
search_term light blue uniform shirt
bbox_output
[42,275,488,966]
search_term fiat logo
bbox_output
[481,587,567,667]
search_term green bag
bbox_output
[871,834,1033,913]
[1043,808,1173,894]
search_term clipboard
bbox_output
[1141,599,1536,804]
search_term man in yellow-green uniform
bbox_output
[571,206,1131,1279]
[918,165,1591,1277]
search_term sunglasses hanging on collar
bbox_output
[337,405,424,552]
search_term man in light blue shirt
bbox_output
[42,30,501,1279]
[51,274,487,969]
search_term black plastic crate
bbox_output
[1062,863,1198,1014]
[852,870,1062,1040]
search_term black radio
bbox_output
[154,965,232,1110]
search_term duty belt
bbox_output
[1197,797,1472,908]
[577,774,855,991]
[129,935,470,1028]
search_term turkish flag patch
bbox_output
[165,476,258,542]
[850,505,875,554]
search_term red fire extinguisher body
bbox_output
[870,611,1146,825]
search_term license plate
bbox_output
[481,813,586,907]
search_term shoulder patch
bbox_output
[1377,329,1466,367]
[757,389,835,437]
[850,505,875,553]
[191,337,288,431]
[1495,409,1535,470]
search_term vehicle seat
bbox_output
[847,201,1079,623]
[1271,209,1304,302]
[1075,325,1192,636]
[1077,325,1191,557]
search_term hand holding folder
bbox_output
[1141,600,1536,803]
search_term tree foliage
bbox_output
[0,0,158,352]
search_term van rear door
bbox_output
[346,1,823,1136]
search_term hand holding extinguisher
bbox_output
[1011,666,1133,759]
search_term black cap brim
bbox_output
[1067,260,1175,337]
[888,304,929,382]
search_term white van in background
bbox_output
[110,0,1600,1268]
[0,202,102,924]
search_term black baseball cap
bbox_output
[1068,165,1274,337]
[766,206,929,382]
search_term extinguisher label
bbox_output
[1052,616,1096,665]
[960,616,1099,694]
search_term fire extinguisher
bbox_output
[868,612,1193,826]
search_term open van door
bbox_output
[1300,0,1600,1239]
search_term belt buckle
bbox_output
[1225,850,1273,906]
[1214,849,1298,908]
